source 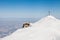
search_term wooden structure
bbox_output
[22,23,30,28]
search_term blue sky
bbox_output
[0,0,60,18]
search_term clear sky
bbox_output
[0,0,60,18]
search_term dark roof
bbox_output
[23,23,30,25]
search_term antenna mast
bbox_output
[48,11,51,16]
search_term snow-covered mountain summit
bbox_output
[32,15,60,28]
[2,15,60,40]
[33,15,59,24]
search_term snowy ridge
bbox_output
[33,15,59,24]
[2,15,60,40]
[32,15,60,28]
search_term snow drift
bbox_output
[2,15,60,40]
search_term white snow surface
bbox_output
[2,15,60,40]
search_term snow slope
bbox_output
[2,15,60,40]
[0,38,2,40]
